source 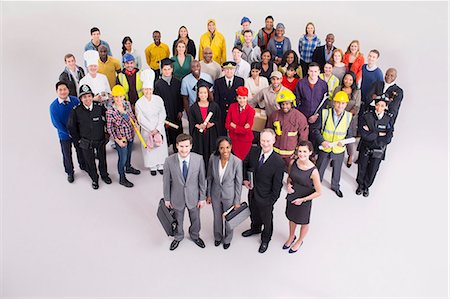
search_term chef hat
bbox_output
[84,50,99,66]
[141,69,155,89]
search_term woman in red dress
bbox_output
[225,86,255,160]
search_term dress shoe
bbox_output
[193,238,205,248]
[125,166,141,175]
[170,240,180,251]
[214,240,221,247]
[158,169,164,175]
[150,170,157,176]
[223,243,230,250]
[119,177,134,188]
[282,236,297,250]
[67,173,74,183]
[242,229,261,237]
[101,176,112,184]
[346,156,353,168]
[258,242,269,253]
[363,188,369,197]
[356,186,363,195]
[289,241,303,254]
[92,181,99,190]
[334,189,344,198]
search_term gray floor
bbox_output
[1,2,448,298]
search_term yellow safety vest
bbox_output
[117,71,143,101]
[321,108,352,154]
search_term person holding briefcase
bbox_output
[206,137,243,250]
[163,134,207,251]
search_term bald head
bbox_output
[203,47,213,63]
[98,45,108,60]
[385,68,397,84]
[191,60,201,78]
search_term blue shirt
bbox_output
[361,64,384,104]
[275,40,284,58]
[84,40,112,56]
[181,72,214,106]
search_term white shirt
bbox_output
[234,59,251,79]
[225,77,234,88]
[178,154,191,175]
[58,97,70,104]
[84,103,93,111]
[375,111,385,120]
[218,159,228,183]
[259,149,273,164]
[383,81,396,93]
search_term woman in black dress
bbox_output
[284,140,322,253]
[188,80,221,170]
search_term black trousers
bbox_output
[81,140,108,183]
[356,152,382,189]
[248,190,274,243]
[60,139,85,175]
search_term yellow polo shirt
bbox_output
[144,42,170,70]
[98,57,121,89]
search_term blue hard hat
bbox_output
[123,53,135,63]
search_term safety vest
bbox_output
[321,108,352,154]
[117,71,143,101]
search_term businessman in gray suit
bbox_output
[163,134,207,251]
[206,136,243,249]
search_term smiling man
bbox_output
[163,134,207,251]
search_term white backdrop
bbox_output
[1,1,449,298]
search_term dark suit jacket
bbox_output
[368,81,404,127]
[243,145,285,206]
[213,76,245,134]
[312,45,336,72]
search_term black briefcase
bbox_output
[157,198,177,236]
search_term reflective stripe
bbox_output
[321,108,351,154]
[273,147,295,155]
[118,72,144,101]
[287,131,298,137]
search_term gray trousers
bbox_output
[173,206,200,241]
[317,150,344,191]
[212,197,234,244]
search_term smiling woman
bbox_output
[1,1,448,298]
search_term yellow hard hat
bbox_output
[333,91,349,103]
[111,85,126,97]
[276,89,296,107]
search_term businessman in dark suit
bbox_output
[163,134,207,251]
[242,128,285,253]
[312,33,336,72]
[214,61,245,135]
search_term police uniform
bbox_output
[356,105,393,196]
[67,85,110,188]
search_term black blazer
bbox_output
[312,45,336,72]
[243,145,285,206]
[213,76,245,134]
[59,66,85,97]
[368,81,404,127]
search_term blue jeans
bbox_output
[115,140,133,177]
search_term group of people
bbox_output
[50,17,404,253]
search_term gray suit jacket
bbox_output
[207,154,243,205]
[163,153,206,210]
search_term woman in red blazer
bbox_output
[225,86,255,160]
[343,40,365,85]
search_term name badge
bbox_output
[378,124,386,129]
[93,117,100,121]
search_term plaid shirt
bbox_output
[106,101,137,141]
[298,35,321,63]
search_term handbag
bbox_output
[371,146,386,159]
[224,202,251,230]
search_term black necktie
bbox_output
[258,154,264,168]
[227,80,231,88]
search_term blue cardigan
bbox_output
[50,96,80,140]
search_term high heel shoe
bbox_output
[282,236,296,250]
[288,241,303,254]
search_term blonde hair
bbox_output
[345,40,362,57]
